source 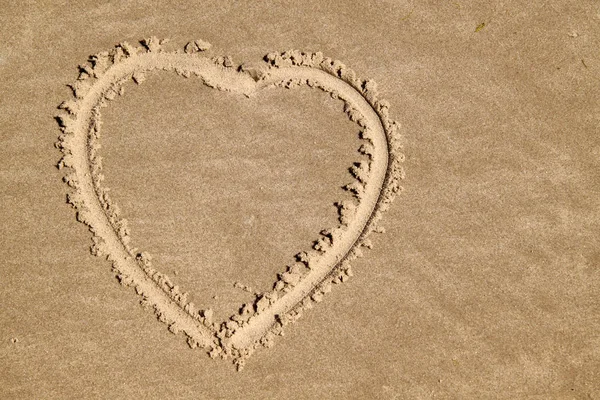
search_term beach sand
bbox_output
[1,1,599,398]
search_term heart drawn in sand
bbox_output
[55,37,404,369]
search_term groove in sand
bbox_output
[55,37,405,369]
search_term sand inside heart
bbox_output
[99,71,362,322]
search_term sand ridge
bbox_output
[55,37,404,369]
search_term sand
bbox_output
[1,1,599,398]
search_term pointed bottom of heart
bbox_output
[55,37,405,369]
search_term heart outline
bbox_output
[55,37,404,369]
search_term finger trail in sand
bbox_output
[56,38,404,369]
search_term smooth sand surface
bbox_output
[1,1,599,398]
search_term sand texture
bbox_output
[1,1,600,398]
